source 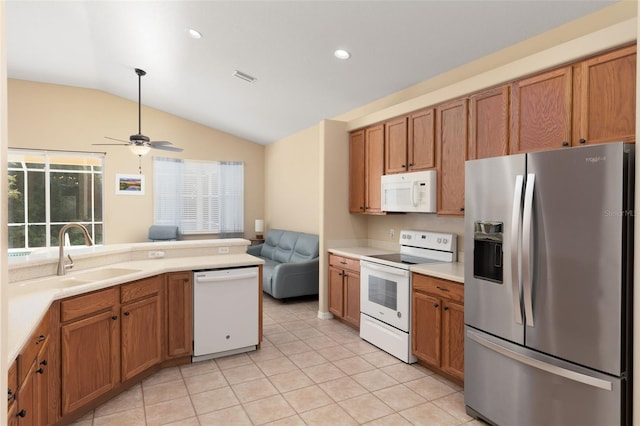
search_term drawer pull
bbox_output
[17,409,26,418]
[7,388,13,401]
[436,286,450,292]
[35,335,46,344]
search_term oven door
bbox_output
[360,260,410,331]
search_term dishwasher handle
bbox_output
[195,272,258,283]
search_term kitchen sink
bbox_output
[67,267,141,282]
[19,267,142,291]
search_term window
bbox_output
[153,157,244,234]
[8,150,104,254]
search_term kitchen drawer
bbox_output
[61,287,119,323]
[8,358,17,403]
[121,275,161,304]
[18,313,49,384]
[412,273,464,303]
[329,254,360,272]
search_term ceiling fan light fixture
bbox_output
[233,70,257,83]
[129,144,151,156]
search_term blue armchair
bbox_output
[247,229,319,299]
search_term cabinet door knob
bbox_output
[17,409,27,418]
[40,359,48,366]
[35,335,45,344]
[7,388,13,401]
[562,141,569,147]
[112,315,118,320]
[433,303,439,308]
[444,306,449,311]
[36,368,44,375]
[409,163,414,167]
[124,311,130,316]
[579,138,586,144]
[401,164,406,168]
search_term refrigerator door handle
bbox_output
[522,173,535,327]
[467,329,613,391]
[511,174,524,325]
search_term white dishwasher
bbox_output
[193,266,259,362]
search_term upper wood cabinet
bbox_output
[574,44,636,146]
[384,116,408,174]
[469,86,510,159]
[436,98,468,216]
[510,66,573,154]
[409,108,436,171]
[349,124,385,214]
[384,110,436,174]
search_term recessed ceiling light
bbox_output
[187,28,203,39]
[334,49,351,60]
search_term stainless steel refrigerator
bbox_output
[464,142,634,426]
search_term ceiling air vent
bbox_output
[233,70,257,83]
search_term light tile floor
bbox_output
[72,295,486,425]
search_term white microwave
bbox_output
[381,170,436,213]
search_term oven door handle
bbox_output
[361,262,408,277]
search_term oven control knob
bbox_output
[397,312,401,318]
[437,238,442,243]
[443,238,448,244]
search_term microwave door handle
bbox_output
[411,181,419,207]
[522,173,535,327]
[511,174,524,325]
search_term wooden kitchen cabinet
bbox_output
[510,66,573,154]
[574,44,636,146]
[385,116,408,174]
[8,358,17,421]
[12,311,51,426]
[436,98,468,216]
[408,108,436,171]
[165,271,193,359]
[385,110,436,174]
[328,254,361,328]
[120,276,163,381]
[349,124,385,214]
[60,287,120,416]
[412,273,464,383]
[469,86,510,159]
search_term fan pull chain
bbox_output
[138,155,143,174]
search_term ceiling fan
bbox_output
[94,68,183,156]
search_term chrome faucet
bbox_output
[57,223,94,275]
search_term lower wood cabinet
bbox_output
[165,271,193,359]
[121,276,163,381]
[412,273,465,382]
[328,254,361,328]
[60,287,120,416]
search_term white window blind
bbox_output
[153,157,244,234]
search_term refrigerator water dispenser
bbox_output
[473,221,503,283]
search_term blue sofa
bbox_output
[247,229,319,299]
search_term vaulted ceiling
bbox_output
[6,1,619,144]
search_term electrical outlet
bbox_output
[218,247,230,254]
[389,228,395,238]
[148,251,165,258]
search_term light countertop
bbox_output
[330,246,464,283]
[8,240,263,365]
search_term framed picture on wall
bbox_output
[116,174,145,195]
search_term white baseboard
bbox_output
[317,311,333,320]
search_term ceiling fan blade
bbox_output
[149,140,173,146]
[92,143,131,146]
[104,136,132,144]
[152,144,184,152]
